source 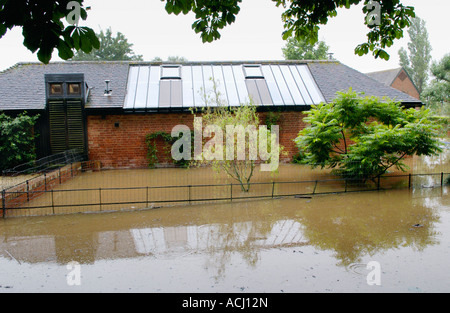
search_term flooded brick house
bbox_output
[0,60,422,169]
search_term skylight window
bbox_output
[243,65,271,105]
[159,65,183,108]
[243,65,264,79]
[161,65,181,79]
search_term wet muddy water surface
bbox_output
[1,184,449,292]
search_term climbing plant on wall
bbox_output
[265,111,281,131]
[145,131,193,168]
[145,131,173,168]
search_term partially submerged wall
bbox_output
[87,111,308,169]
[1,162,86,217]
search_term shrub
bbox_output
[0,112,39,172]
[295,89,443,182]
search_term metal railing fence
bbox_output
[2,170,449,218]
[1,149,84,177]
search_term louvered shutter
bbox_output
[66,100,85,153]
[48,100,85,155]
[48,100,67,154]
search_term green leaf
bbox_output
[79,30,92,53]
[0,24,6,38]
[165,2,174,14]
[71,28,81,50]
[57,39,74,60]
[85,27,100,49]
[37,47,53,64]
[376,49,390,61]
[80,8,88,21]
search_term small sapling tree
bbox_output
[190,79,281,192]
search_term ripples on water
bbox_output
[0,185,449,292]
[0,150,449,292]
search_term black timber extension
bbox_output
[45,73,88,157]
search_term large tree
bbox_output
[295,89,443,182]
[398,17,432,94]
[0,0,99,64]
[282,37,330,60]
[71,28,143,61]
[421,54,450,116]
[0,0,416,64]
[164,0,416,61]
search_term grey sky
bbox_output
[0,0,448,73]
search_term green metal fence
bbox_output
[2,170,449,218]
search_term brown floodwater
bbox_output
[1,148,449,292]
[7,157,448,218]
[0,185,449,293]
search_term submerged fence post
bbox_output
[313,181,318,195]
[188,185,191,204]
[409,174,412,189]
[230,183,233,202]
[26,180,30,202]
[99,188,102,212]
[441,172,444,187]
[272,181,275,198]
[51,189,55,215]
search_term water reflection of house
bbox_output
[0,236,56,264]
[0,231,136,265]
[0,61,422,168]
[0,220,307,264]
[130,220,306,256]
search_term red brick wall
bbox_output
[391,70,420,100]
[87,111,308,168]
[259,111,308,160]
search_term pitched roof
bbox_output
[123,61,326,110]
[0,60,421,112]
[365,67,403,86]
[0,62,130,110]
[310,63,420,104]
[365,67,420,98]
